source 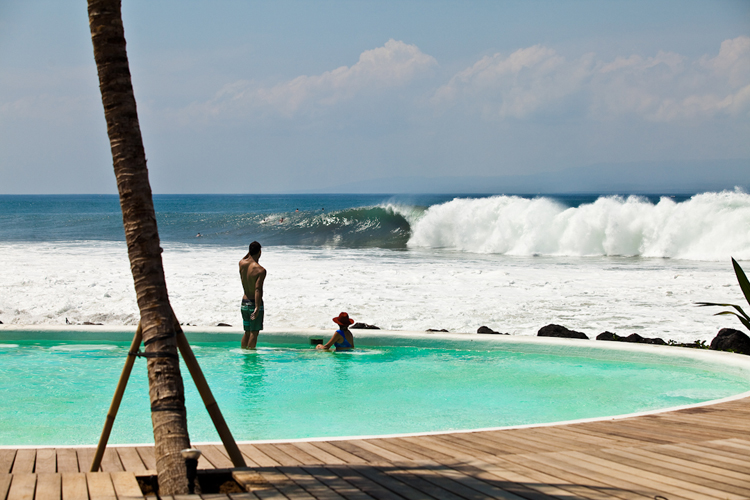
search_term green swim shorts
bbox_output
[241,299,264,331]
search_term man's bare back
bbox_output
[239,241,266,349]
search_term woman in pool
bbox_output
[316,312,355,351]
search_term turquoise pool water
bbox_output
[1,333,749,446]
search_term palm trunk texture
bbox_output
[87,0,190,494]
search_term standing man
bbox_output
[239,241,266,349]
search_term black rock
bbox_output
[426,329,449,332]
[597,331,666,344]
[596,331,619,341]
[537,324,589,340]
[710,328,750,355]
[0,320,3,324]
[217,323,232,327]
[623,333,645,343]
[351,322,380,330]
[619,333,666,345]
[669,339,709,349]
[477,326,509,335]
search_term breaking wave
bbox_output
[407,190,750,260]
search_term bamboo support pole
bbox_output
[91,323,143,472]
[92,319,246,470]
[174,325,247,468]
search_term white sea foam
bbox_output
[0,344,19,348]
[408,190,750,260]
[48,345,118,352]
[342,350,384,355]
[0,238,747,343]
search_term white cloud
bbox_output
[200,39,437,118]
[435,36,750,123]
[702,36,750,87]
[433,45,593,119]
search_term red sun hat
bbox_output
[333,312,354,326]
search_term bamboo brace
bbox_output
[92,321,246,471]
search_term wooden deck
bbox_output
[2,396,749,499]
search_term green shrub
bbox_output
[697,258,750,332]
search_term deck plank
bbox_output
[0,475,12,500]
[361,440,430,462]
[598,417,741,442]
[325,464,424,500]
[369,465,467,500]
[649,443,750,474]
[114,449,146,473]
[250,489,287,500]
[668,441,750,467]
[251,445,301,467]
[475,430,562,454]
[10,451,35,474]
[289,443,347,466]
[85,472,116,500]
[134,448,156,472]
[252,468,315,499]
[410,464,539,500]
[271,444,321,466]
[109,471,143,500]
[348,441,409,463]
[236,445,280,468]
[298,465,375,500]
[553,425,646,447]
[35,473,61,500]
[76,449,95,473]
[303,443,365,465]
[558,450,744,500]
[99,449,123,473]
[55,450,79,474]
[499,427,598,452]
[61,473,88,500]
[34,450,56,474]
[608,445,750,484]
[196,446,233,469]
[494,453,651,500]
[465,457,629,500]
[0,452,16,475]
[276,466,345,500]
[507,451,690,500]
[596,447,750,498]
[7,473,36,500]
[325,442,390,466]
[388,438,456,463]
[395,436,471,463]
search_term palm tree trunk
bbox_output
[87,0,190,494]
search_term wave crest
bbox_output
[407,190,750,260]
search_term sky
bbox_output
[0,0,748,194]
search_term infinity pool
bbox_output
[1,329,749,446]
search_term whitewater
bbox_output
[1,191,749,343]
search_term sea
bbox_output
[1,191,749,343]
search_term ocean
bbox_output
[1,191,749,343]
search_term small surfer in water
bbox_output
[317,312,355,351]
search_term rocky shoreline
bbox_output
[351,321,750,356]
